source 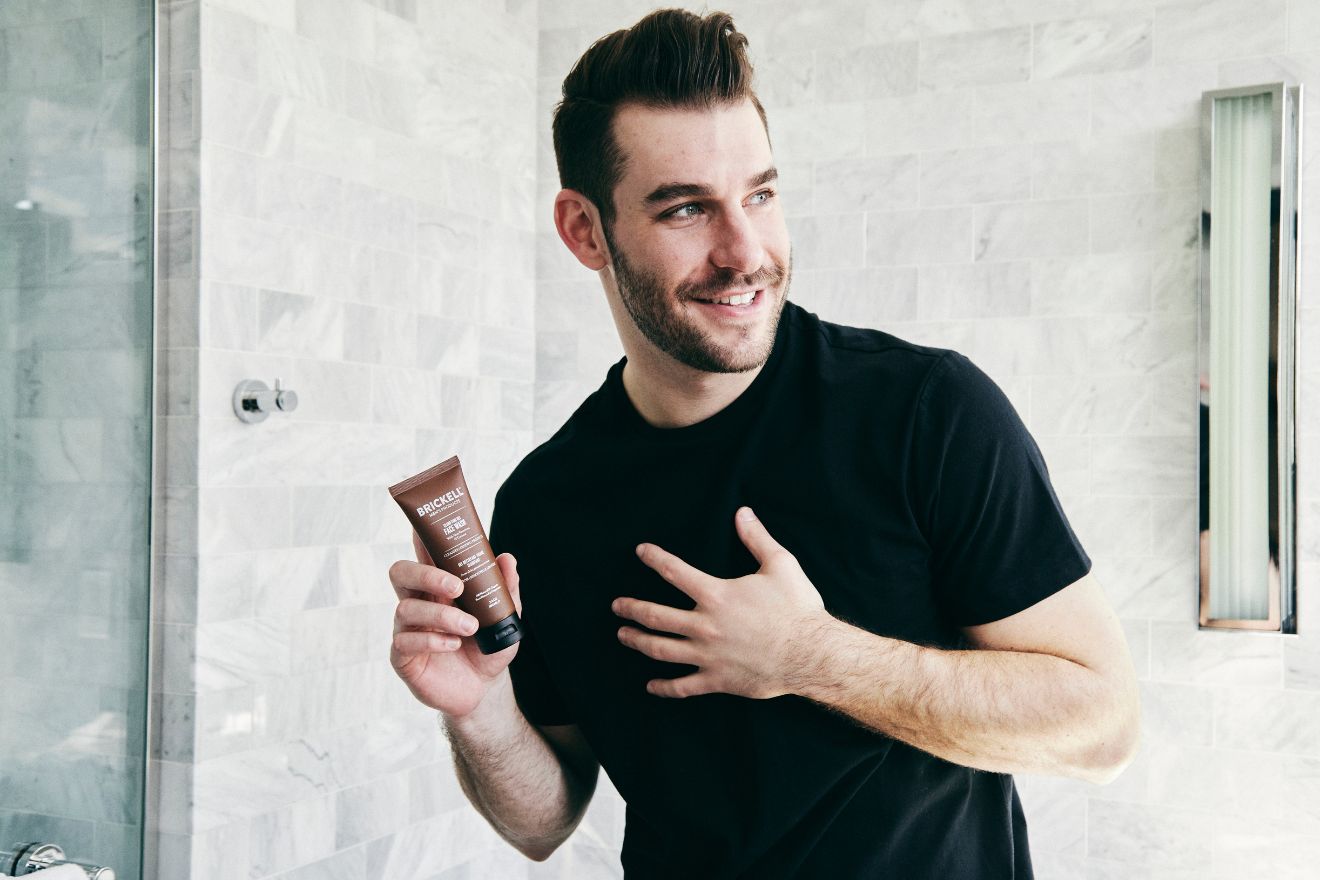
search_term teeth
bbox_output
[708,291,756,306]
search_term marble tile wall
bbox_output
[531,1,1319,878]
[151,0,537,877]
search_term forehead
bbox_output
[611,100,772,201]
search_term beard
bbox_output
[606,230,791,374]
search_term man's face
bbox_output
[602,99,792,374]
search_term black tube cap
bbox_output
[475,612,523,654]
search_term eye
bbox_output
[748,189,776,206]
[663,203,704,220]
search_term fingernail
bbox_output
[635,543,646,558]
[737,506,755,521]
[464,618,478,634]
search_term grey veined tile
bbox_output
[1033,14,1152,79]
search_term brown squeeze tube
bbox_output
[388,455,523,654]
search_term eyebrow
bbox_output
[641,167,779,208]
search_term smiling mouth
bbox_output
[691,289,762,308]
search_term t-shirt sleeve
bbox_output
[487,487,576,727]
[908,351,1092,627]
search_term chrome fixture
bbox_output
[0,842,115,878]
[232,377,299,424]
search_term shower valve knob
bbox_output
[233,377,299,424]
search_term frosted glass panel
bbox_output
[1207,92,1272,621]
[0,1,154,877]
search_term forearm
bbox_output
[790,616,1138,784]
[441,672,589,860]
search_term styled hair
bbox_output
[551,8,769,235]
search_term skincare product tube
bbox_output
[388,456,523,654]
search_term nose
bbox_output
[709,206,765,277]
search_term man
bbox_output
[387,9,1140,878]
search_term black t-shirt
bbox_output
[488,301,1091,879]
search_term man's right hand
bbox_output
[388,531,524,719]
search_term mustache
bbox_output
[679,262,789,300]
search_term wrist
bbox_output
[780,610,843,700]
[440,670,515,738]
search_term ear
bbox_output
[554,189,611,271]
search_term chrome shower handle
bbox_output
[0,843,115,879]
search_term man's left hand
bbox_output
[612,506,829,700]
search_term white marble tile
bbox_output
[768,102,867,165]
[972,79,1091,146]
[1034,432,1087,501]
[1033,135,1156,199]
[192,686,255,761]
[1092,435,1196,495]
[1086,798,1214,871]
[196,485,291,555]
[1031,375,1152,436]
[1140,680,1214,746]
[1091,552,1196,621]
[757,49,815,108]
[1090,62,1218,135]
[1152,0,1285,65]
[786,213,865,270]
[1085,314,1195,377]
[501,379,534,431]
[865,90,978,156]
[921,144,1032,206]
[791,267,918,328]
[1290,0,1320,50]
[417,317,479,375]
[920,26,1032,89]
[740,0,872,56]
[369,367,446,427]
[1033,14,1152,79]
[814,155,920,213]
[267,845,366,880]
[247,793,336,879]
[335,422,418,486]
[1153,128,1199,190]
[478,326,535,382]
[335,771,410,850]
[1151,249,1203,315]
[1214,686,1320,756]
[256,289,346,359]
[916,261,1030,320]
[815,42,919,102]
[1091,190,1199,254]
[1031,253,1152,317]
[974,199,1089,261]
[1068,495,1153,558]
[1017,774,1088,855]
[1151,622,1283,686]
[291,604,370,673]
[866,206,972,265]
[252,545,339,618]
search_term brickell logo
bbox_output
[417,487,465,516]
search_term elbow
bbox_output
[1077,688,1142,786]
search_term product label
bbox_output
[416,487,466,518]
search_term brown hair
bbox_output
[551,8,769,237]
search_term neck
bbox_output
[620,347,765,429]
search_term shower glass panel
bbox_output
[0,1,154,877]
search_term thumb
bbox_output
[734,507,787,568]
